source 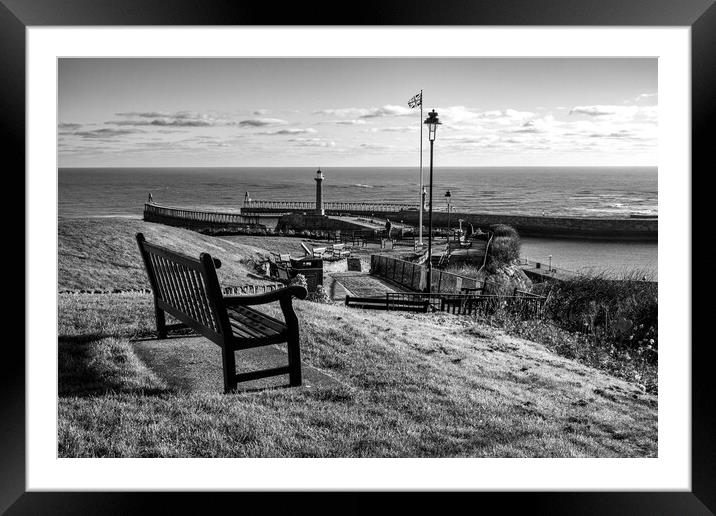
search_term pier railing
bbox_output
[144,202,255,226]
[242,199,415,214]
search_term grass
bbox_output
[58,217,272,291]
[442,226,657,393]
[57,217,657,457]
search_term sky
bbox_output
[58,58,657,168]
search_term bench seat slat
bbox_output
[227,305,287,333]
[229,316,274,338]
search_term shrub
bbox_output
[539,270,658,362]
[489,224,519,239]
[487,234,521,269]
[289,274,308,291]
[307,284,332,304]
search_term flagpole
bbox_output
[418,89,424,246]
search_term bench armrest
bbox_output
[223,285,308,306]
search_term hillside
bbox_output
[57,217,657,457]
[58,217,271,291]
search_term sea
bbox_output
[58,166,658,277]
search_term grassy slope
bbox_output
[58,218,271,291]
[57,217,657,457]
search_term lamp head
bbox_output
[423,109,441,141]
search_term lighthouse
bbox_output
[315,168,325,215]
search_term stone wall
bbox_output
[395,211,657,241]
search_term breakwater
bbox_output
[394,211,657,242]
[241,199,656,241]
[147,201,657,242]
[143,203,261,231]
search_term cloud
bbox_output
[289,138,335,147]
[369,126,417,133]
[635,92,658,103]
[72,128,142,138]
[263,128,317,135]
[110,110,292,128]
[568,105,656,121]
[58,122,81,130]
[334,119,366,125]
[315,105,413,119]
[439,106,534,126]
[361,105,413,118]
[359,143,395,150]
[570,105,624,117]
[238,118,289,127]
[111,111,222,127]
[115,111,171,118]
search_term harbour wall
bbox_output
[393,211,657,241]
[146,202,657,242]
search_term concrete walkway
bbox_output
[329,272,402,298]
[132,335,345,393]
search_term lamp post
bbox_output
[424,109,441,294]
[444,189,452,234]
[421,186,427,245]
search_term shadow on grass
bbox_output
[58,335,174,398]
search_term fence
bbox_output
[370,254,481,294]
[385,292,546,319]
[439,294,545,318]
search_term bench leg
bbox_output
[287,336,302,387]
[155,306,168,339]
[221,346,237,394]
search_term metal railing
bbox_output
[370,254,482,294]
[384,291,546,318]
[144,202,256,226]
[242,199,415,214]
[439,293,545,318]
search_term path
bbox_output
[132,335,345,392]
[329,271,403,299]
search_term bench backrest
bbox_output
[136,233,227,339]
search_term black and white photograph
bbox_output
[4,0,708,506]
[57,56,660,459]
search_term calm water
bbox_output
[58,166,658,276]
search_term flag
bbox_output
[408,92,422,108]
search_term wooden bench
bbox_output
[311,246,327,259]
[344,295,429,313]
[136,233,307,393]
[329,243,351,259]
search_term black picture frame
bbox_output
[5,0,712,513]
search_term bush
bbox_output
[307,284,331,304]
[289,274,308,291]
[539,270,658,362]
[487,234,521,269]
[489,224,519,239]
[477,313,657,394]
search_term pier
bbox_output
[241,199,416,215]
[144,169,657,242]
[144,202,260,229]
